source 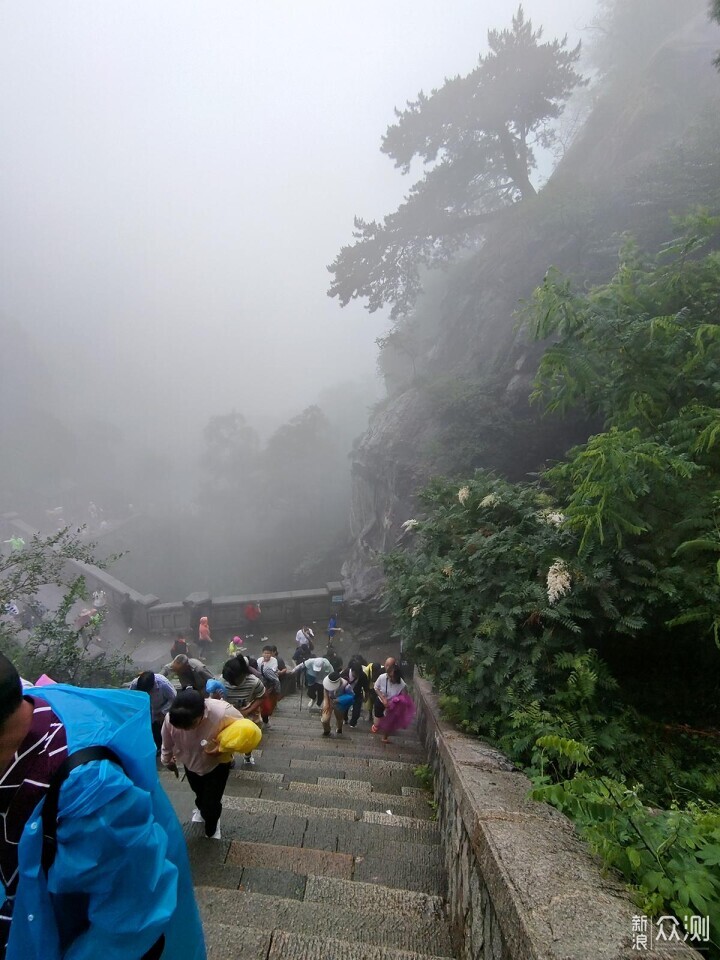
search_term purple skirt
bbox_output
[375,691,416,734]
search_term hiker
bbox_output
[269,644,286,671]
[243,602,261,626]
[226,635,245,657]
[292,625,314,664]
[221,656,265,765]
[362,660,384,723]
[291,656,333,711]
[327,613,343,643]
[197,616,212,658]
[170,635,191,659]
[257,644,282,727]
[129,670,177,752]
[372,661,414,744]
[324,643,343,672]
[161,689,241,840]
[341,658,369,728]
[162,654,213,694]
[0,653,205,960]
[321,672,351,737]
[257,645,278,672]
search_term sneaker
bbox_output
[191,809,204,824]
[349,722,357,728]
[336,730,343,737]
[243,756,255,766]
[262,719,270,727]
[207,826,222,840]
[322,730,331,737]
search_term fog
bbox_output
[0,1,595,596]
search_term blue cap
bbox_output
[205,679,226,696]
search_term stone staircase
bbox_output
[159,692,457,960]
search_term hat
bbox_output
[231,636,244,647]
[323,672,343,692]
[309,658,326,673]
[206,679,226,696]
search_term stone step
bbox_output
[159,756,421,795]
[229,756,420,792]
[220,794,440,840]
[254,737,426,763]
[264,714,421,741]
[204,924,455,960]
[183,825,447,896]
[195,886,453,957]
[177,775,434,818]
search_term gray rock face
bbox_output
[341,11,720,602]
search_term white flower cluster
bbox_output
[458,486,470,505]
[480,494,498,508]
[401,519,419,532]
[547,559,571,604]
[542,510,566,527]
[411,604,423,618]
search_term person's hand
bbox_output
[166,760,179,778]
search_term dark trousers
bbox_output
[373,697,386,720]
[185,762,231,836]
[151,720,163,753]
[306,682,324,706]
[344,690,364,725]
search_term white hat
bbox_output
[323,673,343,692]
[309,658,326,673]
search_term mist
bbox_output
[0,0,597,597]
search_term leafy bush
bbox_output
[383,218,720,946]
[0,528,127,685]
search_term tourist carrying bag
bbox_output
[41,746,166,960]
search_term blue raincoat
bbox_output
[4,684,205,960]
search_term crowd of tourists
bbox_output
[0,615,414,959]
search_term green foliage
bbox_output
[328,5,585,318]
[532,776,720,949]
[413,763,434,791]
[0,529,128,685]
[529,214,720,640]
[383,220,720,944]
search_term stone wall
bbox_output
[146,584,345,636]
[413,676,700,960]
[0,512,345,636]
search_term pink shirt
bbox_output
[161,698,242,775]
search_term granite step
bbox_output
[184,775,434,818]
[183,824,447,897]
[169,687,454,959]
[195,886,453,957]
[219,793,439,836]
[204,924,455,960]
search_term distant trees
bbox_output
[200,411,260,503]
[196,404,348,592]
[328,5,585,319]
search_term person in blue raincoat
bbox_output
[0,653,205,960]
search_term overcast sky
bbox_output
[0,0,596,444]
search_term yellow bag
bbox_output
[216,718,262,756]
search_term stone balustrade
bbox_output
[413,676,700,960]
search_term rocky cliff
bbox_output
[342,9,720,603]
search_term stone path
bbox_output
[160,692,456,960]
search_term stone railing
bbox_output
[146,583,345,635]
[0,512,345,636]
[413,676,700,960]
